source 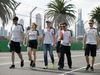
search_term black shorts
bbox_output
[27,40,37,49]
[85,44,97,56]
[10,41,21,53]
[56,41,61,53]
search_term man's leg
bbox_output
[65,46,72,69]
[48,44,54,63]
[9,51,15,69]
[85,44,90,70]
[86,55,90,65]
[58,45,64,70]
[17,53,23,61]
[91,56,95,67]
[90,45,96,71]
[11,51,15,65]
[43,44,48,69]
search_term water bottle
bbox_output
[37,45,40,50]
[7,44,10,49]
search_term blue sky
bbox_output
[4,0,100,32]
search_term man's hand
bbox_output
[98,45,100,49]
[8,41,11,45]
[53,43,56,47]
[20,40,23,44]
[66,42,70,46]
[82,46,85,50]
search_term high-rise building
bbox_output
[0,27,4,36]
[76,9,84,37]
[36,13,42,35]
[4,30,7,36]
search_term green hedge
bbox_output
[0,40,83,52]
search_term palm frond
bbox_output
[0,0,18,26]
[45,0,76,27]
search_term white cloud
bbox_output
[72,0,99,4]
[72,0,85,4]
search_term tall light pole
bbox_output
[44,11,50,28]
[44,14,46,28]
[83,20,88,36]
[14,2,21,16]
[30,7,37,26]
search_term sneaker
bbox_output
[58,67,63,70]
[90,66,94,71]
[30,60,33,66]
[69,66,72,69]
[32,63,36,67]
[86,64,90,70]
[9,65,15,69]
[21,60,24,67]
[43,66,48,69]
[52,62,55,67]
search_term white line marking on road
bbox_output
[0,53,100,67]
[58,63,100,75]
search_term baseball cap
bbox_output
[46,20,52,23]
[27,26,30,30]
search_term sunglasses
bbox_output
[63,26,66,27]
[89,23,93,24]
[13,19,18,21]
[60,26,63,27]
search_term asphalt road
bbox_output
[0,50,100,75]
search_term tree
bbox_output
[90,6,100,32]
[0,0,18,26]
[45,0,76,28]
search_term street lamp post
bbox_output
[83,20,88,36]
[14,2,21,16]
[30,7,37,26]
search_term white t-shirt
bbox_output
[61,30,73,46]
[84,28,99,45]
[43,27,55,44]
[56,30,64,42]
[11,24,24,42]
[27,30,39,40]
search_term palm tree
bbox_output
[90,6,100,32]
[45,0,76,28]
[0,0,18,26]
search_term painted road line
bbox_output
[58,62,100,75]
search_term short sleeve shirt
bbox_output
[11,24,24,42]
[27,30,39,40]
[84,28,99,45]
[61,30,73,46]
[43,27,55,44]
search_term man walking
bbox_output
[8,16,24,69]
[41,20,55,69]
[58,23,73,70]
[83,19,100,71]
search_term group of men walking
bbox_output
[8,16,100,71]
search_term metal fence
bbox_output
[0,40,84,52]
